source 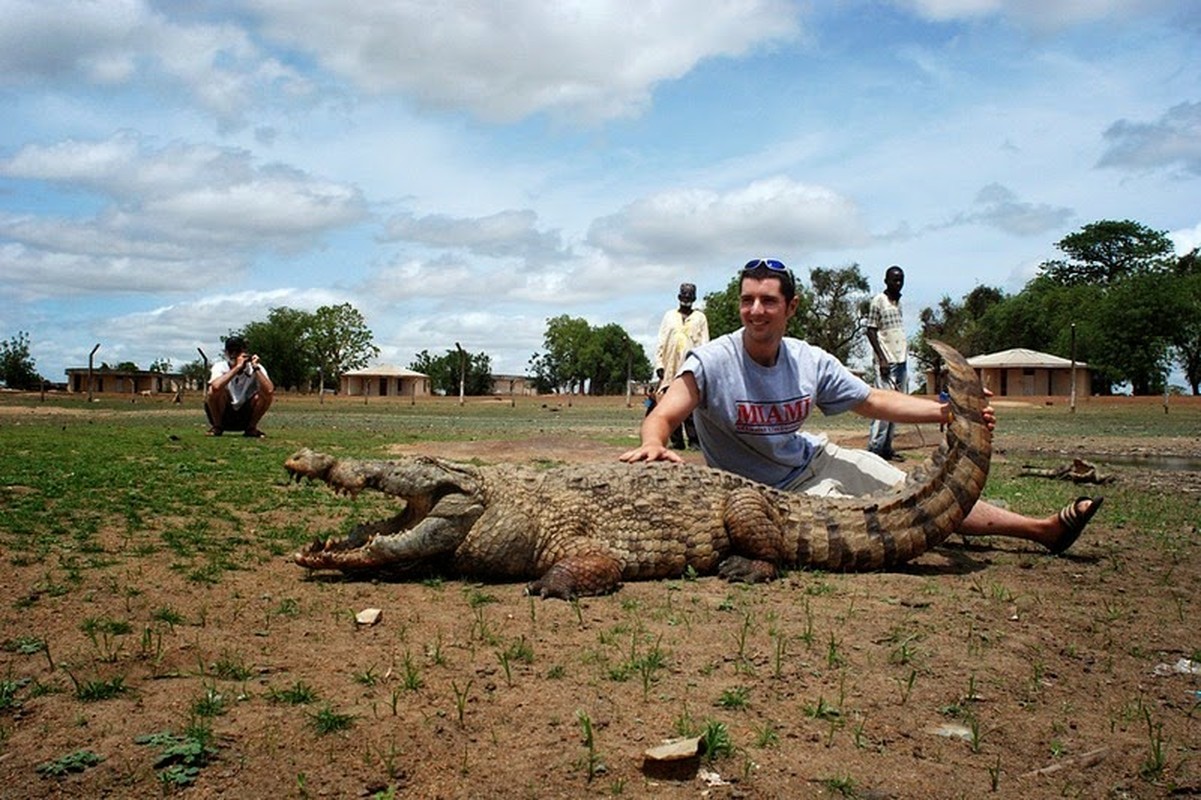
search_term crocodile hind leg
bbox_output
[716,487,793,583]
[526,553,624,599]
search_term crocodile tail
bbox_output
[812,340,991,570]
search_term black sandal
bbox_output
[243,428,266,438]
[206,427,223,437]
[1050,496,1103,555]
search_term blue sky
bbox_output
[2,0,1198,383]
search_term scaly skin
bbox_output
[287,341,990,598]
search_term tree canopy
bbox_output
[230,302,379,392]
[806,264,870,364]
[0,332,42,390]
[529,315,651,394]
[410,348,493,396]
[915,220,1199,395]
[1040,219,1175,286]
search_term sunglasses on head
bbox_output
[743,258,788,272]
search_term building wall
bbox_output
[489,375,538,396]
[976,367,1091,397]
[341,374,430,397]
[65,370,182,395]
[924,366,1092,397]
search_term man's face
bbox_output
[739,276,797,344]
[884,269,904,295]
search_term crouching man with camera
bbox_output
[205,336,274,438]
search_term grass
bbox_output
[0,391,1198,796]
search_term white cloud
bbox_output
[587,177,869,261]
[961,183,1075,236]
[0,133,368,295]
[382,209,569,264]
[0,0,311,128]
[1170,222,1201,254]
[894,0,1178,30]
[240,0,800,123]
[1098,102,1201,176]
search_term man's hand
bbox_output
[619,443,683,464]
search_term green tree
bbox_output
[806,264,870,364]
[914,285,1006,374]
[580,323,651,395]
[1090,271,1181,395]
[919,219,1192,394]
[530,315,593,394]
[307,303,379,391]
[1040,219,1175,286]
[0,331,42,390]
[528,316,650,395]
[148,358,172,373]
[1172,249,1201,394]
[180,357,209,388]
[238,307,318,391]
[410,348,493,395]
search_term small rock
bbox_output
[644,737,701,762]
[642,736,701,781]
[355,608,383,626]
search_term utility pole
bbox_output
[1069,323,1077,414]
[455,342,466,406]
[87,343,100,402]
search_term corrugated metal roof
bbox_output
[966,348,1087,369]
[343,365,428,377]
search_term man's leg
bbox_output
[797,441,1100,554]
[205,391,228,435]
[683,413,701,449]
[960,499,1099,550]
[244,389,274,435]
[867,368,896,457]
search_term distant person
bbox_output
[205,336,274,437]
[643,384,658,417]
[622,258,1102,556]
[656,282,709,449]
[866,265,907,461]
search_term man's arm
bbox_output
[619,372,701,463]
[253,361,274,395]
[865,326,889,370]
[654,310,673,374]
[208,356,244,394]
[853,387,995,430]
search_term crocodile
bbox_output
[287,341,990,598]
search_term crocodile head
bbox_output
[285,448,486,573]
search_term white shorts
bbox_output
[780,440,905,498]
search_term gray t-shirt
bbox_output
[682,331,871,488]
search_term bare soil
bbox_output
[1,413,1200,798]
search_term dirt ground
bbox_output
[1,411,1199,798]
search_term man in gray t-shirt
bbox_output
[620,259,1100,555]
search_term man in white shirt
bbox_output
[655,282,709,449]
[866,265,908,461]
[205,336,275,438]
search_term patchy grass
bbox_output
[0,393,1198,797]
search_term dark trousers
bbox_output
[670,413,700,450]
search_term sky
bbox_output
[2,0,1199,385]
